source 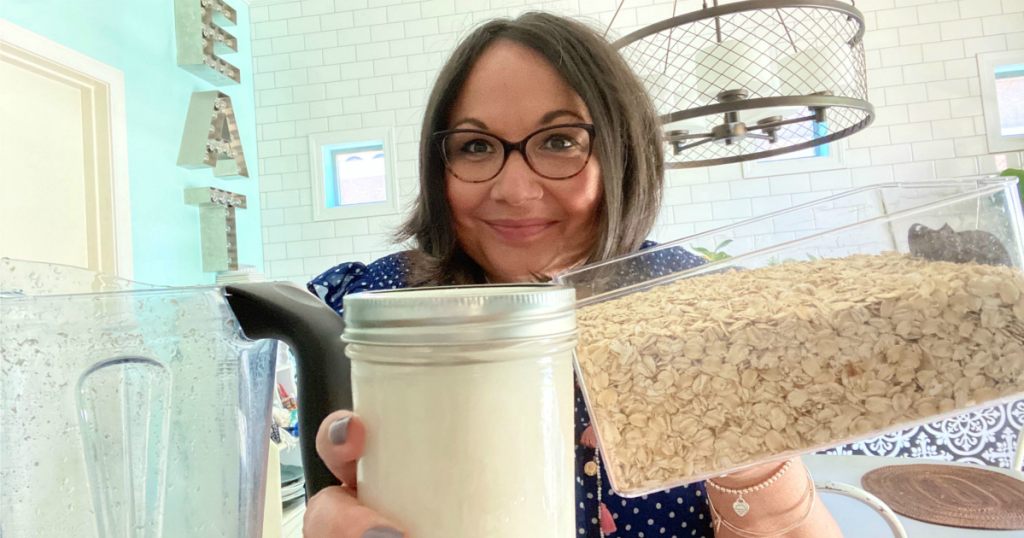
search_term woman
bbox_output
[305,12,842,538]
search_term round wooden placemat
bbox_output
[862,464,1024,530]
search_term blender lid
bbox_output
[0,257,216,301]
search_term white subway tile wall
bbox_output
[250,0,1024,283]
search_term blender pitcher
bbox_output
[0,259,350,538]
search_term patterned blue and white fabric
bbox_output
[308,252,410,311]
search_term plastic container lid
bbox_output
[342,284,577,345]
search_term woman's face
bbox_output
[445,40,603,283]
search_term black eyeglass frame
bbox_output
[432,123,596,183]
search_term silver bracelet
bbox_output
[707,466,816,538]
[706,460,793,517]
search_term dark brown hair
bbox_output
[398,12,664,286]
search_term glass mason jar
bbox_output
[342,285,578,538]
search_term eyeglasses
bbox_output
[433,123,596,183]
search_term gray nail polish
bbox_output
[362,526,403,538]
[328,416,350,445]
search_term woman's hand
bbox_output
[707,457,843,538]
[303,410,407,538]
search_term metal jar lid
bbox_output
[341,284,577,346]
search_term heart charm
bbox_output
[733,497,750,517]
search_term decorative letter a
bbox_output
[177,91,248,179]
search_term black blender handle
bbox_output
[225,282,350,499]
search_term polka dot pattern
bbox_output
[308,242,715,537]
[307,252,410,315]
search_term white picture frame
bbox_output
[308,127,400,222]
[978,50,1024,154]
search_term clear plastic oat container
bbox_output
[556,177,1024,496]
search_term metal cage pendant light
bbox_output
[608,0,874,168]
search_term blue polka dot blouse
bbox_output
[308,241,715,538]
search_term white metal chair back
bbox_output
[815,481,907,538]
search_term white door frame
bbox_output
[0,19,133,278]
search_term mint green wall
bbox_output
[1,0,263,286]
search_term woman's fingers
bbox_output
[303,486,406,538]
[315,409,365,488]
[580,425,597,448]
[308,415,402,537]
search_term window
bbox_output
[327,142,387,207]
[755,119,831,163]
[309,128,399,222]
[741,108,845,178]
[994,63,1024,137]
[978,50,1024,153]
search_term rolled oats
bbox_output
[576,253,1024,493]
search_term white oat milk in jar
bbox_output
[342,284,577,538]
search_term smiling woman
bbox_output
[393,12,666,287]
[440,41,604,282]
[305,11,842,538]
